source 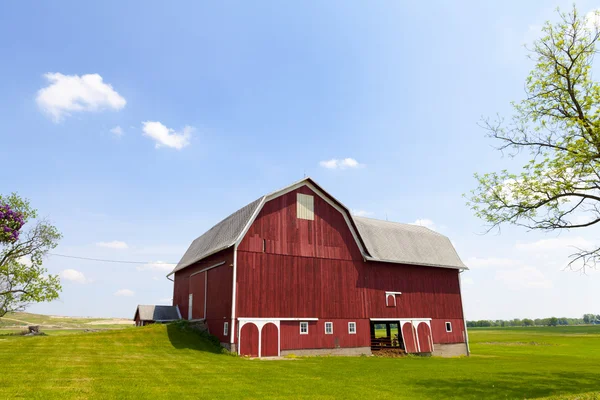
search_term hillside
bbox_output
[1,323,600,399]
[0,311,133,330]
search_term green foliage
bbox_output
[0,193,62,317]
[467,316,584,327]
[468,6,600,271]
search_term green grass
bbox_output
[0,323,599,399]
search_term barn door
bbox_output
[260,323,279,357]
[416,323,433,353]
[189,271,206,319]
[401,322,418,353]
[240,323,259,357]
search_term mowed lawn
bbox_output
[1,324,599,400]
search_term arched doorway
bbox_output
[260,323,279,357]
[240,323,259,357]
[402,322,418,353]
[417,323,433,353]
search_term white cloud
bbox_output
[157,297,172,304]
[60,269,90,284]
[142,121,193,150]
[352,209,374,217]
[319,158,364,170]
[462,277,475,285]
[136,261,175,272]
[96,241,129,249]
[466,257,523,269]
[36,73,126,122]
[411,219,436,231]
[495,266,553,289]
[585,9,600,32]
[114,289,134,297]
[516,237,593,252]
[110,126,123,136]
[18,256,33,267]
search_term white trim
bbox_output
[188,294,193,320]
[231,246,238,345]
[175,305,182,319]
[237,319,281,357]
[385,291,402,295]
[238,317,319,321]
[445,322,453,333]
[204,272,207,319]
[189,261,226,277]
[325,321,333,335]
[459,271,471,356]
[348,321,357,334]
[370,318,431,322]
[299,321,309,335]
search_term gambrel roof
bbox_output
[169,178,467,276]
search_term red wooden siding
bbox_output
[173,248,233,343]
[280,319,369,350]
[417,323,433,352]
[431,318,466,344]
[238,186,363,261]
[260,323,279,356]
[402,323,418,353]
[240,323,259,357]
[189,272,205,319]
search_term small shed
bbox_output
[133,305,181,326]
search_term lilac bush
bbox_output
[0,203,24,243]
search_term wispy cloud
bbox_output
[411,219,436,231]
[515,237,593,252]
[142,121,192,150]
[352,209,374,217]
[110,126,123,136]
[36,73,126,122]
[114,289,134,297]
[136,261,175,273]
[466,257,523,269]
[319,158,364,170]
[96,241,129,249]
[60,269,91,284]
[495,266,553,289]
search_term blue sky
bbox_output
[1,0,599,320]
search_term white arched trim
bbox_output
[237,317,318,357]
[370,318,433,353]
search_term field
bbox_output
[0,312,133,332]
[1,322,599,399]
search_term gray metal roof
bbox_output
[135,305,180,321]
[169,178,466,275]
[353,216,467,270]
[170,197,263,275]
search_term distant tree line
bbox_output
[467,315,600,328]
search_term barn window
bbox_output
[297,193,314,220]
[348,322,356,334]
[445,322,452,332]
[224,322,229,336]
[325,322,333,334]
[386,294,396,307]
[300,321,309,335]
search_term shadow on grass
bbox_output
[413,371,600,399]
[166,321,226,355]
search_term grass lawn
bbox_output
[1,323,599,399]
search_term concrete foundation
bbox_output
[221,342,236,352]
[280,347,372,357]
[432,343,468,357]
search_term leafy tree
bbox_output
[523,318,534,326]
[549,317,559,326]
[468,6,600,271]
[0,193,61,317]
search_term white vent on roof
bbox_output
[297,193,314,220]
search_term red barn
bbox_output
[169,178,469,357]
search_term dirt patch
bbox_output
[372,348,407,358]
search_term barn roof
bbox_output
[353,216,466,269]
[169,177,466,276]
[134,305,181,321]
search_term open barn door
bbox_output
[401,322,418,353]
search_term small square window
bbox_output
[325,322,333,334]
[445,322,452,333]
[348,322,356,334]
[300,321,309,335]
[224,322,229,336]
